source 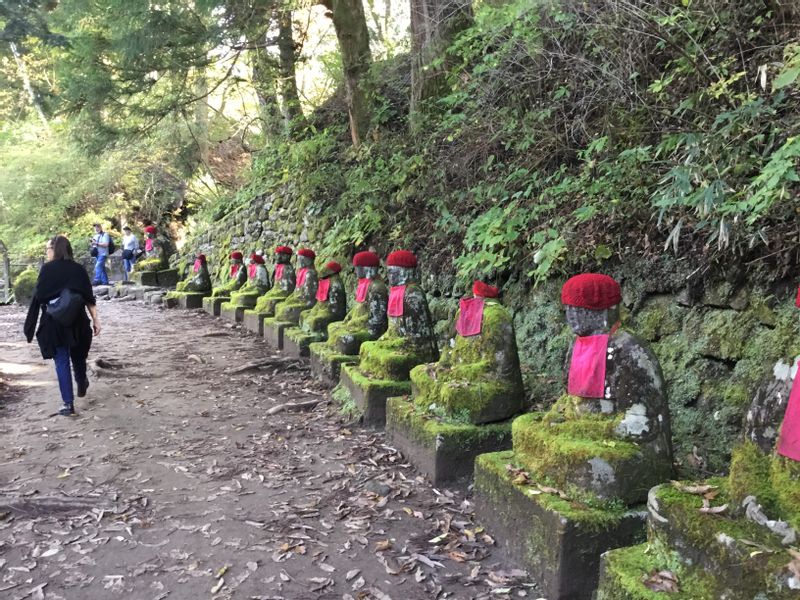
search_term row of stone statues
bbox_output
[166,246,799,599]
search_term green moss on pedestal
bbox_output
[359,335,432,381]
[133,256,163,272]
[254,287,291,315]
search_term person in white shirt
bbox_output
[121,226,139,281]
[90,223,110,285]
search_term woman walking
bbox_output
[24,235,101,416]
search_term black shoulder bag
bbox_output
[47,289,85,327]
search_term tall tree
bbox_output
[409,0,471,126]
[321,0,372,147]
[276,8,306,135]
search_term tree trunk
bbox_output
[9,42,50,131]
[194,68,209,160]
[276,10,306,136]
[322,0,373,147]
[409,0,472,127]
[251,44,283,139]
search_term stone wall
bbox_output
[184,189,800,478]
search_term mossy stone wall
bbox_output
[184,188,800,478]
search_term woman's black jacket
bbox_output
[23,259,96,360]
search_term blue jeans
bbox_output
[94,254,109,285]
[53,346,87,407]
[123,256,135,281]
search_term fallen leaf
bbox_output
[375,539,392,552]
[642,569,680,593]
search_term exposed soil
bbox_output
[0,301,539,600]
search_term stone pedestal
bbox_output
[474,451,646,600]
[178,292,207,309]
[220,303,246,323]
[386,397,514,486]
[163,295,179,308]
[203,296,228,316]
[243,310,269,335]
[340,363,411,428]
[282,330,314,359]
[131,268,179,288]
[263,320,290,350]
[309,343,359,387]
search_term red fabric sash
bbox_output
[274,263,284,282]
[316,278,331,302]
[297,268,308,287]
[193,259,201,273]
[567,334,609,398]
[355,278,371,303]
[230,263,240,278]
[388,285,406,317]
[247,263,257,279]
[456,298,485,337]
[145,238,154,252]
[778,372,800,461]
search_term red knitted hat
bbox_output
[353,251,380,267]
[561,273,621,310]
[230,251,243,260]
[298,248,316,259]
[795,286,800,308]
[275,245,293,255]
[324,261,342,275]
[473,280,499,298]
[144,225,157,234]
[387,250,417,268]
[196,254,206,263]
[250,253,265,265]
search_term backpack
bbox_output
[47,288,85,327]
[107,236,116,255]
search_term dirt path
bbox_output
[0,300,538,600]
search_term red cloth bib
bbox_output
[145,238,154,252]
[297,268,308,287]
[247,264,257,279]
[567,334,610,399]
[388,285,406,317]
[456,298,485,337]
[316,278,331,302]
[274,263,284,282]
[355,278,371,303]
[193,259,202,273]
[778,372,800,461]
[230,263,240,278]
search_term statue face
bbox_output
[387,265,416,286]
[276,253,291,265]
[356,265,378,279]
[565,305,620,336]
[298,255,313,269]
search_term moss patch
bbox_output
[12,267,37,305]
[359,334,433,381]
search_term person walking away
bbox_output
[24,236,101,416]
[121,226,139,281]
[91,223,110,285]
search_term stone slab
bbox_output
[282,331,313,359]
[156,269,179,288]
[203,296,228,317]
[220,303,246,323]
[163,295,179,308]
[309,348,358,388]
[178,292,208,309]
[340,364,411,429]
[132,271,158,286]
[243,310,268,336]
[385,398,514,487]
[473,451,646,600]
[264,321,290,350]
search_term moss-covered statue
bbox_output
[134,225,169,272]
[309,251,389,385]
[473,273,673,600]
[211,251,247,296]
[596,289,800,600]
[262,248,317,349]
[339,250,438,427]
[283,260,348,358]
[228,252,271,308]
[175,254,212,293]
[252,246,297,315]
[409,280,524,424]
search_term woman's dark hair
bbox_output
[50,235,74,260]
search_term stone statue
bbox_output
[294,260,347,340]
[134,225,169,272]
[211,251,247,297]
[357,250,438,382]
[251,245,296,315]
[270,248,318,324]
[229,252,271,307]
[176,254,212,293]
[409,280,524,424]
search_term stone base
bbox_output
[243,310,269,336]
[203,296,228,316]
[473,451,646,600]
[283,328,323,359]
[340,364,411,428]
[385,398,514,486]
[156,269,179,288]
[163,295,179,308]
[178,292,208,309]
[220,303,246,323]
[309,345,358,387]
[131,269,179,288]
[263,320,290,350]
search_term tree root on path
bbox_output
[225,358,307,374]
[265,398,326,415]
[0,494,114,515]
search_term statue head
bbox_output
[319,260,342,279]
[297,248,316,269]
[386,250,418,286]
[275,245,293,265]
[562,273,622,336]
[144,225,157,239]
[250,252,265,266]
[353,251,380,280]
[472,280,499,299]
[230,250,243,265]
